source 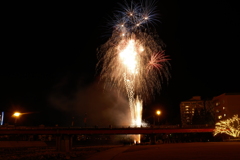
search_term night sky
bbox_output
[1,0,240,127]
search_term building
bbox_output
[212,93,240,122]
[180,96,205,126]
[180,93,240,126]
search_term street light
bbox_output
[13,112,21,117]
[13,112,21,125]
[156,110,161,125]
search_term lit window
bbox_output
[216,102,219,106]
[224,114,226,117]
[223,107,225,110]
[185,106,189,108]
[186,108,189,111]
[218,115,222,119]
[216,110,219,113]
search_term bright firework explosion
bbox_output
[97,0,170,142]
[214,114,240,138]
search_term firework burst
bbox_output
[97,32,170,101]
[113,0,160,34]
[147,51,170,71]
[97,0,170,137]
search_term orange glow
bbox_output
[13,112,21,117]
[156,110,161,116]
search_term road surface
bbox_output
[86,142,240,160]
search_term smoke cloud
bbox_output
[48,76,131,127]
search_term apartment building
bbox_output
[180,96,205,126]
[212,93,240,122]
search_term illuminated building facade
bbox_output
[212,93,240,122]
[180,96,205,126]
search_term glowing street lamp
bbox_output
[13,112,21,117]
[156,110,161,124]
[13,112,21,124]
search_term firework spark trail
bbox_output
[97,0,170,142]
[133,96,142,127]
[120,38,143,127]
[123,73,135,125]
[124,73,143,127]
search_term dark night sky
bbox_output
[1,0,240,126]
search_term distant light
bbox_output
[156,110,161,115]
[13,112,21,117]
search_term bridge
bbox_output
[0,127,215,135]
[0,126,215,152]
